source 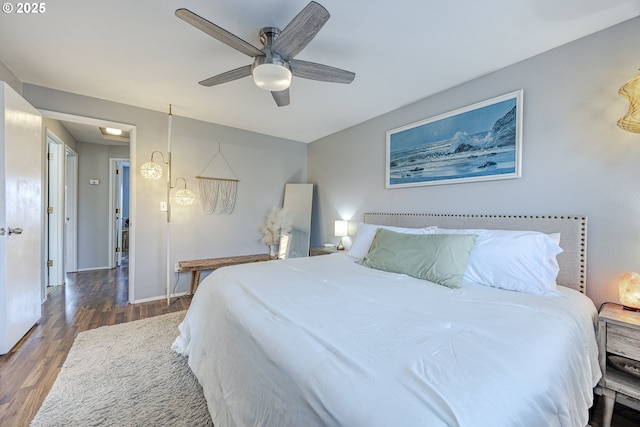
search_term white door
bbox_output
[114,163,123,267]
[0,82,42,355]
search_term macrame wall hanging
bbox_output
[196,143,239,215]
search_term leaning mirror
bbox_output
[281,183,313,258]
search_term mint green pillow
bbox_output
[359,228,478,288]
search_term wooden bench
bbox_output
[178,253,272,295]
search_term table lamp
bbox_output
[618,272,640,311]
[334,220,348,250]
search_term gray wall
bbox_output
[308,17,640,309]
[22,85,307,300]
[0,59,21,95]
[76,142,129,270]
[43,118,78,153]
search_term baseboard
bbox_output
[134,291,190,304]
[75,266,111,272]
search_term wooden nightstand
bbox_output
[598,303,640,427]
[309,246,339,256]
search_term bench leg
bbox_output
[190,271,202,295]
[189,272,197,295]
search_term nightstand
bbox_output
[598,303,640,427]
[309,246,339,256]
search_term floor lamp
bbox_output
[140,105,195,304]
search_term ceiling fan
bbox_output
[175,1,355,107]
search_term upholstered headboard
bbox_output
[363,213,588,294]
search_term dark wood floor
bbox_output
[0,254,191,427]
[1,255,640,426]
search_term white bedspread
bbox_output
[173,253,601,427]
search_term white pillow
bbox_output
[348,223,437,260]
[547,232,561,246]
[435,228,563,295]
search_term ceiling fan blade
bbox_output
[176,8,264,58]
[271,2,330,60]
[290,59,355,84]
[199,65,253,87]
[271,89,290,107]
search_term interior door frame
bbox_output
[45,130,65,287]
[39,110,137,304]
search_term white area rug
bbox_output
[31,311,213,427]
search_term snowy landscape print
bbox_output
[386,91,522,187]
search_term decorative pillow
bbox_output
[358,229,478,288]
[435,228,563,295]
[348,222,436,260]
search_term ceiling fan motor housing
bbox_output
[252,27,292,91]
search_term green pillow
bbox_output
[359,228,478,288]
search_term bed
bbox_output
[173,213,600,427]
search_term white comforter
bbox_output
[173,253,601,427]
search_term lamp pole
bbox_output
[166,105,173,305]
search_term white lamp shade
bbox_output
[619,272,640,310]
[334,220,348,237]
[140,161,163,180]
[253,63,292,92]
[175,188,195,206]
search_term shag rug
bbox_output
[30,311,213,427]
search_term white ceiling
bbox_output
[1,0,638,143]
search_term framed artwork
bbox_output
[386,90,523,188]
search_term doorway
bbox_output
[40,110,136,304]
[110,159,130,268]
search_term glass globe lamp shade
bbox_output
[253,63,292,92]
[140,161,163,180]
[175,188,195,206]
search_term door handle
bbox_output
[8,227,23,235]
[0,228,4,236]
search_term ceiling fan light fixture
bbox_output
[253,63,292,92]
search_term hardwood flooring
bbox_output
[0,255,191,427]
[1,254,640,426]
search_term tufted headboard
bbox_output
[363,213,588,294]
